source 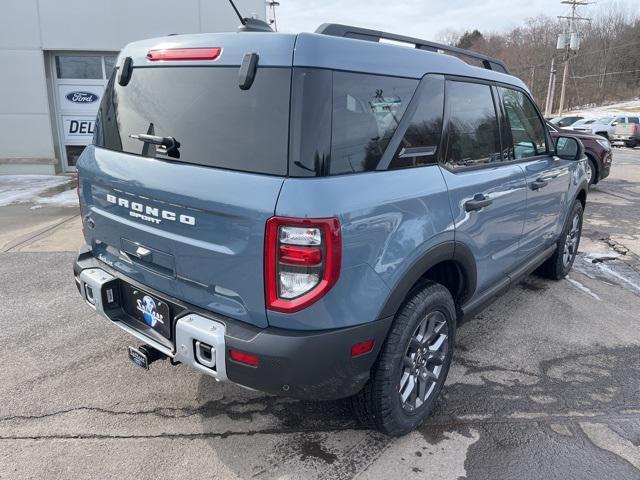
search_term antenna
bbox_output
[226,0,274,32]
[227,0,246,25]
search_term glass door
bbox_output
[52,53,117,171]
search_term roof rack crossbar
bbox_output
[315,23,510,75]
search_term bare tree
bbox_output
[449,5,640,111]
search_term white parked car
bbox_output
[569,118,596,132]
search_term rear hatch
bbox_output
[77,33,296,328]
[613,122,639,138]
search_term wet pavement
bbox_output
[0,149,639,479]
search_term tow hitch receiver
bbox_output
[128,344,166,370]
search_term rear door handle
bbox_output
[531,178,549,190]
[465,194,493,212]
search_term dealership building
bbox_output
[0,0,266,174]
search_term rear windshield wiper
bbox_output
[130,133,181,159]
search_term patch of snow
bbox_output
[31,189,78,209]
[582,251,623,262]
[0,175,73,207]
[595,263,640,294]
[566,276,602,301]
[568,98,640,119]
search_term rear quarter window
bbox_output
[329,72,418,174]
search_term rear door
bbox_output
[439,79,528,294]
[79,47,293,328]
[498,86,571,257]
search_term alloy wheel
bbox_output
[585,161,593,184]
[563,212,581,267]
[399,311,449,412]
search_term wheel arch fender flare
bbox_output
[558,184,587,244]
[378,241,478,320]
[576,183,588,206]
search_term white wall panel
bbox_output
[38,0,201,50]
[0,50,49,114]
[0,114,55,158]
[0,0,41,49]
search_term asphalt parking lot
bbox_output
[1,150,639,479]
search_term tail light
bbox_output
[146,47,222,61]
[633,124,639,135]
[265,217,341,313]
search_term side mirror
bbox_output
[555,136,584,160]
[612,121,618,126]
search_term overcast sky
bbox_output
[275,0,605,40]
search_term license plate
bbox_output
[122,286,171,339]
[128,346,149,369]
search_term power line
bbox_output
[511,39,640,74]
[571,68,640,79]
[509,37,640,75]
[569,38,640,59]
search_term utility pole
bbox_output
[556,0,591,115]
[558,55,570,115]
[266,1,280,31]
[530,65,536,97]
[545,57,556,117]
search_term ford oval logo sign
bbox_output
[66,91,99,104]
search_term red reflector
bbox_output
[229,349,259,367]
[279,244,322,266]
[146,47,222,61]
[351,339,374,358]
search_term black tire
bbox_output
[350,282,456,435]
[537,201,584,280]
[585,156,597,186]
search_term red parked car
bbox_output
[547,122,612,186]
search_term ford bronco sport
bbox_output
[74,23,589,435]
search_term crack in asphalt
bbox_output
[1,411,637,440]
[0,426,365,442]
[2,213,78,252]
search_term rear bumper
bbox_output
[611,135,639,145]
[74,247,392,400]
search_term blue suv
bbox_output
[74,23,588,435]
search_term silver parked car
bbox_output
[588,116,640,138]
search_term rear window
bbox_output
[94,67,291,175]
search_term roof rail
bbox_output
[315,23,510,75]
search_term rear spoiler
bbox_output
[316,23,510,75]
